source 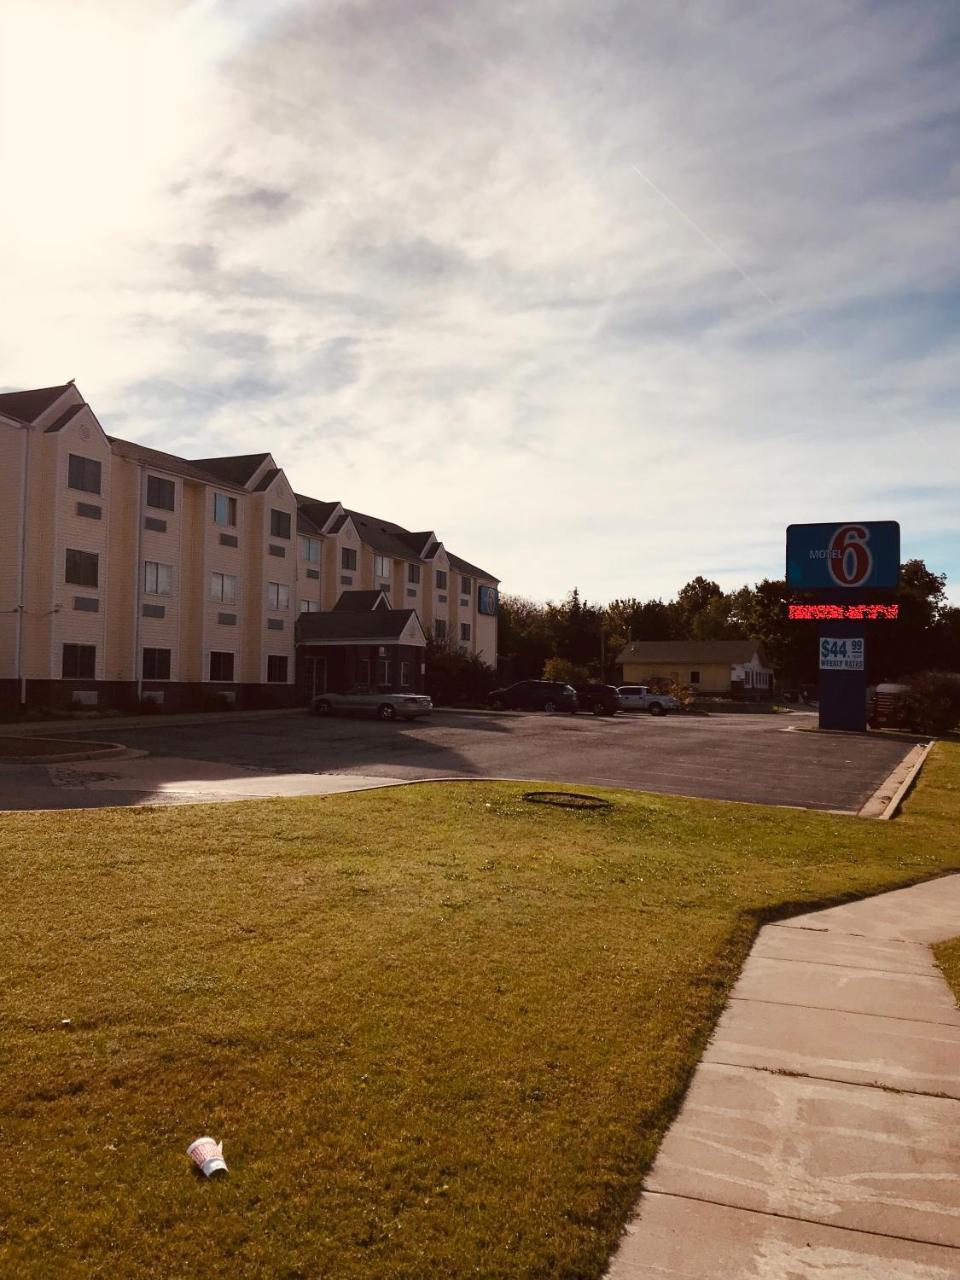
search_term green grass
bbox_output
[933,935,960,1008]
[2,745,960,1279]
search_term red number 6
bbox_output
[828,525,872,587]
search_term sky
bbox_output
[2,0,958,603]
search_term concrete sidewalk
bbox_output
[606,875,960,1278]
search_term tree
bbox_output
[425,636,496,705]
[869,560,949,680]
[497,594,552,680]
[729,579,814,684]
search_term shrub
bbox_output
[541,658,591,686]
[901,671,960,735]
[426,639,496,706]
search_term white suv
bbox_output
[617,685,681,716]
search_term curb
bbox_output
[0,741,145,765]
[2,707,309,737]
[858,740,935,820]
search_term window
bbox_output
[143,561,172,596]
[408,563,421,584]
[435,569,447,589]
[213,493,237,526]
[299,599,320,613]
[62,643,96,679]
[357,658,371,685]
[266,581,289,610]
[68,454,101,495]
[460,575,471,595]
[65,548,98,588]
[690,670,701,684]
[400,661,411,687]
[210,572,237,604]
[209,651,234,681]
[744,670,753,688]
[142,648,171,680]
[377,659,390,685]
[270,509,291,539]
[146,475,175,511]
[299,535,320,562]
[341,547,357,571]
[460,622,471,643]
[435,619,447,640]
[374,554,391,579]
[267,655,288,683]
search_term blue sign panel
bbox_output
[478,586,498,616]
[786,522,900,590]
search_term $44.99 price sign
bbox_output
[819,637,864,671]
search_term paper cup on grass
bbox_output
[187,1136,227,1177]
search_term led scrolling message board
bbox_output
[788,603,899,620]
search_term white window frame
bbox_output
[267,581,290,610]
[400,661,411,687]
[407,563,421,584]
[143,560,172,597]
[299,599,320,614]
[213,493,237,527]
[460,622,471,643]
[299,535,320,563]
[374,554,390,579]
[377,658,390,685]
[210,571,237,604]
[341,546,357,571]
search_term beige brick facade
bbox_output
[0,382,499,710]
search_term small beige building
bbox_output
[617,640,775,697]
[0,381,499,712]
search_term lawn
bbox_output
[2,744,959,1279]
[934,935,960,1007]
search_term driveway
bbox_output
[0,710,914,814]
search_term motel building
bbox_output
[0,382,499,714]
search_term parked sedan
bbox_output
[311,689,433,721]
[617,685,680,715]
[573,683,622,715]
[488,680,578,713]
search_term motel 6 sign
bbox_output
[786,522,900,592]
[786,520,900,734]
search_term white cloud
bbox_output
[3,0,958,601]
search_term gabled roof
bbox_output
[346,509,433,560]
[296,609,424,643]
[423,540,442,559]
[0,383,73,423]
[191,453,271,486]
[295,494,341,531]
[254,467,280,492]
[447,550,499,583]
[331,590,391,613]
[617,640,768,666]
[44,404,87,434]
[107,437,246,489]
[327,513,350,535]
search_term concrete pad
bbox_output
[606,1192,960,1279]
[729,955,960,1025]
[646,1062,960,1247]
[755,924,940,976]
[704,998,960,1097]
[780,878,960,944]
[45,757,408,802]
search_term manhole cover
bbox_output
[523,791,612,811]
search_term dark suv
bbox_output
[488,680,578,712]
[573,683,622,715]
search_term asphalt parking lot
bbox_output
[0,708,915,814]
